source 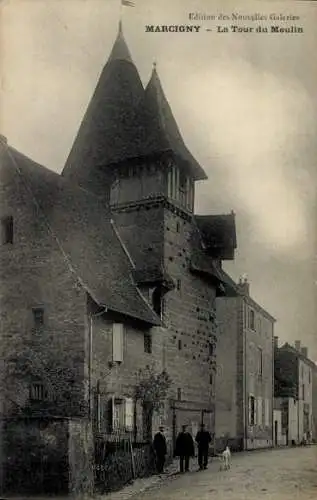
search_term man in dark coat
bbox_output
[153,426,167,473]
[195,423,212,470]
[175,425,195,473]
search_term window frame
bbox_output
[1,215,13,245]
[32,307,44,327]
[144,332,152,354]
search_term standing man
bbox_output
[175,425,195,473]
[195,423,212,470]
[153,426,167,474]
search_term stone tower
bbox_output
[63,24,237,437]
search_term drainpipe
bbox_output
[88,306,108,421]
[243,301,248,451]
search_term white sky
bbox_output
[1,0,316,358]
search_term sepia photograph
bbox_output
[0,0,316,498]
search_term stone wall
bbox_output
[215,297,239,441]
[68,418,94,496]
[0,152,88,417]
[163,210,217,434]
[0,417,69,495]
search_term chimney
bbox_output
[295,340,301,352]
[0,135,8,147]
[301,347,308,358]
[238,275,250,296]
[274,336,279,350]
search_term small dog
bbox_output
[219,446,231,471]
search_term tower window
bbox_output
[249,309,255,330]
[32,307,44,327]
[176,221,180,233]
[144,333,152,354]
[176,279,181,291]
[177,388,182,401]
[209,373,213,385]
[178,339,182,350]
[1,216,13,244]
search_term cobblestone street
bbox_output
[136,447,317,500]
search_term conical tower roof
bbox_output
[62,22,144,193]
[136,64,207,180]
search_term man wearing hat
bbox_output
[153,426,167,474]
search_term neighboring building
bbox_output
[274,339,315,444]
[215,277,275,451]
[0,24,237,493]
[312,365,317,442]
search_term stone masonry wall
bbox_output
[163,210,217,435]
[0,152,88,417]
[215,297,239,440]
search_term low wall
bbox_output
[0,416,94,496]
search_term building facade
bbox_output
[0,24,237,493]
[274,339,315,444]
[215,278,275,451]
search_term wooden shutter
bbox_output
[265,398,270,427]
[257,398,263,426]
[125,398,134,430]
[112,323,124,362]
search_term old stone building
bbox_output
[0,24,237,494]
[274,339,315,445]
[215,278,275,451]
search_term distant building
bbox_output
[215,278,275,451]
[274,339,315,445]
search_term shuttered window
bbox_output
[264,398,270,427]
[125,398,134,430]
[112,323,124,362]
[257,397,263,426]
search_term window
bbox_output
[178,339,182,350]
[1,215,13,244]
[144,333,152,354]
[125,398,134,431]
[176,221,180,233]
[208,343,214,357]
[30,382,50,401]
[177,388,182,401]
[309,370,311,384]
[258,347,263,376]
[302,384,305,400]
[112,323,124,362]
[176,279,181,291]
[209,373,213,385]
[32,307,44,327]
[249,309,255,330]
[249,395,255,426]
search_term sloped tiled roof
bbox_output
[279,343,316,369]
[62,25,144,192]
[188,223,238,296]
[63,26,207,192]
[195,213,237,259]
[5,146,161,326]
[134,66,207,181]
